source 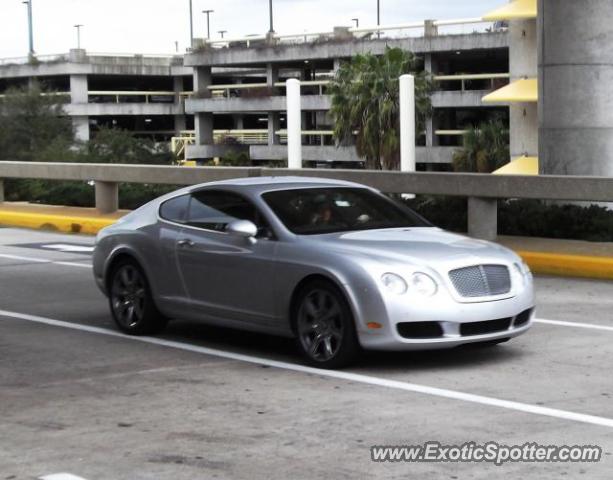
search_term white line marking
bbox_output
[43,243,94,253]
[535,318,613,333]
[39,474,88,480]
[2,309,613,429]
[0,253,91,269]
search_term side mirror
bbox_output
[226,219,258,241]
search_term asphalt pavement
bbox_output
[1,228,612,479]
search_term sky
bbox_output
[0,0,503,59]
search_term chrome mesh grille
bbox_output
[449,265,511,297]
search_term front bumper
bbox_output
[355,276,535,351]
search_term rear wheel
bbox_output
[294,280,360,369]
[108,259,167,335]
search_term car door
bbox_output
[149,193,192,314]
[175,189,278,327]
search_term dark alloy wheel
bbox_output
[295,280,360,368]
[109,260,167,335]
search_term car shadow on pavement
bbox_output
[162,319,525,372]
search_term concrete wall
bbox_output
[539,0,613,176]
[186,32,509,68]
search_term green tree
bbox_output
[81,126,173,165]
[452,119,509,173]
[0,84,73,161]
[329,47,432,170]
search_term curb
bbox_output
[0,210,116,235]
[516,250,613,281]
[1,210,612,281]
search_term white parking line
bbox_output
[0,253,91,269]
[2,308,613,430]
[535,318,613,333]
[39,474,88,480]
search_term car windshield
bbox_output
[262,187,430,235]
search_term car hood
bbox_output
[308,227,517,269]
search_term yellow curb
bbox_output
[517,250,613,281]
[0,210,117,235]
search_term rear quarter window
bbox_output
[159,195,189,223]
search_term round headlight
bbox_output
[381,273,408,295]
[410,272,438,297]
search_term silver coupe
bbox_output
[93,177,535,368]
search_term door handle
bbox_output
[177,239,194,248]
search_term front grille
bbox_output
[397,322,444,339]
[460,317,512,336]
[449,265,511,298]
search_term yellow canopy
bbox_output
[482,78,537,103]
[482,0,537,21]
[493,156,539,175]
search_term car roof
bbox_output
[188,176,371,194]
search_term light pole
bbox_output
[22,0,34,56]
[268,0,274,33]
[351,18,359,28]
[218,30,227,39]
[188,0,194,48]
[202,9,213,39]
[377,0,381,38]
[74,24,83,49]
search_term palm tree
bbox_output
[329,47,432,170]
[452,119,509,173]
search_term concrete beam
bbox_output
[468,197,498,240]
[95,181,119,214]
[185,32,509,68]
[431,90,492,109]
[186,95,331,114]
[3,162,613,202]
[65,103,184,116]
[185,144,249,160]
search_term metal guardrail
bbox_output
[1,161,613,240]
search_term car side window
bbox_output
[159,194,189,224]
[187,190,274,239]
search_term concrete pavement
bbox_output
[1,228,613,479]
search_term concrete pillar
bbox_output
[194,66,214,150]
[539,0,613,176]
[399,75,416,173]
[95,181,119,214]
[70,74,90,141]
[70,74,88,103]
[286,79,302,169]
[174,115,187,136]
[73,116,90,142]
[0,179,4,203]
[266,63,279,90]
[424,20,438,37]
[268,113,280,146]
[468,197,498,241]
[509,18,538,159]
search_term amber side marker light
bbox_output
[367,322,383,329]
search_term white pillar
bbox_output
[286,78,302,169]
[399,74,416,173]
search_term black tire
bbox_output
[293,280,360,369]
[108,259,168,335]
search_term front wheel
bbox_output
[294,281,360,369]
[109,259,168,335]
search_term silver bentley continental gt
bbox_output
[93,177,535,368]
